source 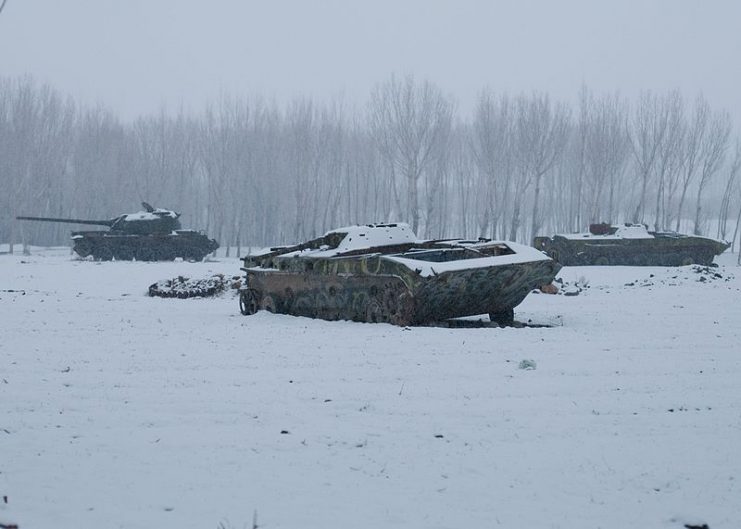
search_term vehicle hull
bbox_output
[71,230,219,261]
[533,235,729,266]
[243,259,559,325]
[241,227,560,325]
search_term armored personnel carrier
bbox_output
[239,223,561,326]
[533,223,729,266]
[16,202,219,261]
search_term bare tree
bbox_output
[627,91,672,224]
[1,77,75,251]
[504,93,569,242]
[5,74,741,257]
[718,139,741,243]
[674,96,709,231]
[693,110,731,235]
[470,92,514,238]
[651,92,684,231]
[733,170,741,259]
[369,75,453,236]
[526,95,570,242]
[450,124,477,237]
[581,91,629,225]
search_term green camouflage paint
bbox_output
[240,228,560,326]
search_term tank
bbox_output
[16,202,219,261]
[533,223,730,266]
[239,223,561,326]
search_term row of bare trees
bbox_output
[2,75,740,255]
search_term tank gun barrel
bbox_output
[16,215,115,227]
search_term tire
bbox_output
[239,289,260,315]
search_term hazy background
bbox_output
[1,0,739,121]
[2,0,741,252]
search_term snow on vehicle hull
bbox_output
[534,224,730,266]
[240,223,561,326]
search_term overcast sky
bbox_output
[1,0,739,124]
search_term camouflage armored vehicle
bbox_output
[17,202,219,261]
[239,223,561,326]
[533,223,729,266]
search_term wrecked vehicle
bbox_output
[533,223,729,266]
[17,202,219,261]
[239,223,561,326]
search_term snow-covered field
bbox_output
[1,247,740,529]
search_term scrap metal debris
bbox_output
[148,274,241,299]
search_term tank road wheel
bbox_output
[260,295,278,313]
[316,291,343,321]
[292,294,316,318]
[388,292,414,327]
[354,282,415,326]
[378,282,415,326]
[239,289,260,316]
[365,300,385,323]
[114,247,135,261]
[349,292,370,322]
[93,246,113,261]
[136,247,156,261]
[489,309,515,326]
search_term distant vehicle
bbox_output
[16,202,219,261]
[239,223,561,326]
[533,223,729,266]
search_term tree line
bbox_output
[2,74,740,256]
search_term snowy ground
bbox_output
[1,247,740,529]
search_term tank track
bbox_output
[239,274,415,326]
[73,232,217,261]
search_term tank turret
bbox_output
[16,202,218,261]
[17,202,182,235]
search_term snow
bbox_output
[386,241,550,277]
[328,223,418,252]
[122,208,178,221]
[561,224,655,240]
[559,224,725,243]
[276,223,419,259]
[2,247,741,529]
[255,224,550,277]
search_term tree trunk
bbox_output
[732,201,741,255]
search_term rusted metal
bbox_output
[240,223,561,325]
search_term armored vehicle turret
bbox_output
[534,223,729,266]
[239,223,561,326]
[17,202,219,261]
